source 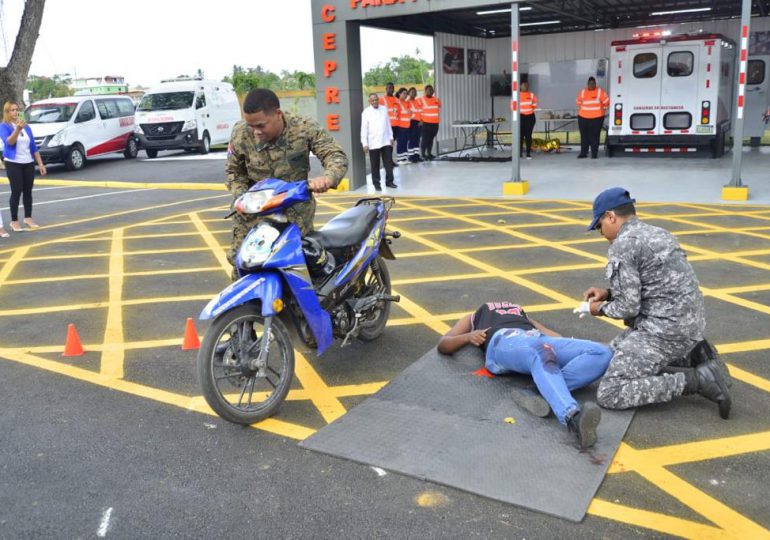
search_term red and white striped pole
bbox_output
[511,3,521,182]
[729,0,751,189]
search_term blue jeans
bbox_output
[485,329,612,425]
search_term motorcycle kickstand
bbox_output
[340,314,362,348]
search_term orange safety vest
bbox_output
[395,99,412,128]
[407,98,421,122]
[577,87,609,119]
[379,95,399,125]
[419,96,441,124]
[520,91,538,116]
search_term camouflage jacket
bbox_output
[225,112,348,197]
[602,217,705,340]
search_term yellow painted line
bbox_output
[418,226,489,236]
[0,193,228,256]
[0,246,29,291]
[100,228,125,379]
[390,287,451,335]
[610,443,770,538]
[5,273,110,286]
[30,177,228,191]
[701,287,770,316]
[727,364,770,393]
[587,499,724,539]
[24,252,111,261]
[715,283,770,295]
[190,212,231,276]
[0,294,213,318]
[0,349,313,440]
[631,430,770,468]
[293,351,347,423]
[392,272,495,286]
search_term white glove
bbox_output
[573,301,591,318]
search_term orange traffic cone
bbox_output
[182,318,201,350]
[62,323,85,357]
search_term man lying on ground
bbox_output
[438,301,612,449]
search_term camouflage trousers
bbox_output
[596,328,698,410]
[226,197,316,281]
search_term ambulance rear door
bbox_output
[625,44,663,136]
[745,55,770,139]
[660,42,700,137]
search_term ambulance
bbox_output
[24,94,138,170]
[606,33,736,157]
[133,79,241,158]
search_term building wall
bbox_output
[433,32,491,145]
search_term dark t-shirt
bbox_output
[471,302,536,351]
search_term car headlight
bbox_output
[134,124,144,135]
[182,119,197,131]
[49,130,65,147]
[239,223,280,268]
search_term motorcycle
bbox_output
[197,178,400,425]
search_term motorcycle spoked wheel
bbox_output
[197,304,295,425]
[357,256,391,342]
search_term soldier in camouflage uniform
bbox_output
[582,188,732,419]
[225,88,348,280]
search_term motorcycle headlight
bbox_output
[239,223,280,268]
[49,130,65,147]
[134,124,144,135]
[234,189,288,215]
[182,119,197,131]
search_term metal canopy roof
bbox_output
[366,1,770,38]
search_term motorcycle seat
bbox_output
[308,205,379,249]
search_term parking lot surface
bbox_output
[1,154,769,538]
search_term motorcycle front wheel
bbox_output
[197,304,294,425]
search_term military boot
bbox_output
[566,402,601,449]
[684,360,732,419]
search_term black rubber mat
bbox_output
[300,347,634,522]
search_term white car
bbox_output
[26,94,138,170]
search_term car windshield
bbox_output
[24,103,77,123]
[137,92,194,111]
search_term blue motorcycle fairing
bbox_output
[262,223,306,269]
[282,270,333,355]
[334,215,385,287]
[200,272,283,320]
[245,178,310,216]
[264,224,335,355]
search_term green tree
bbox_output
[0,0,46,106]
[223,65,281,94]
[363,55,433,87]
[26,74,73,101]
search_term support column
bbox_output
[313,11,365,191]
[504,3,528,195]
[723,0,752,201]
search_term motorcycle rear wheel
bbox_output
[197,304,294,425]
[358,257,392,342]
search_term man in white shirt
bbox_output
[360,93,396,190]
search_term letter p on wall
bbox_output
[324,60,337,77]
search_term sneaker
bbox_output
[567,402,601,449]
[526,155,532,160]
[511,386,550,418]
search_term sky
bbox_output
[0,0,434,88]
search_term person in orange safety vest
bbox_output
[418,84,441,160]
[394,87,412,163]
[576,76,609,159]
[519,81,538,159]
[406,87,423,162]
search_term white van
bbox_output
[607,33,736,157]
[133,79,241,158]
[25,95,138,170]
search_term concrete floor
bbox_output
[359,145,770,205]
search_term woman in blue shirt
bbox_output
[1,101,47,232]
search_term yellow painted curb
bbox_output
[331,178,350,192]
[722,186,749,201]
[503,181,530,196]
[4,178,228,191]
